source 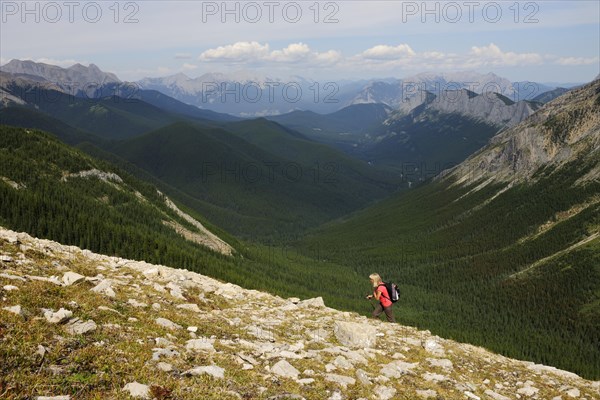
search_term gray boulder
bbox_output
[333,321,378,348]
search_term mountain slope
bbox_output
[296,80,600,378]
[0,106,101,146]
[0,75,183,139]
[0,125,234,262]
[105,121,396,240]
[2,228,598,399]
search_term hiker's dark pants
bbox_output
[372,303,395,322]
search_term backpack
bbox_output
[378,282,400,303]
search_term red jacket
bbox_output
[377,284,393,308]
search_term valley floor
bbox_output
[1,227,599,400]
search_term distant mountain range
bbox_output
[1,59,580,118]
[0,59,551,175]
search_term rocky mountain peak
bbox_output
[1,228,598,399]
[0,59,121,96]
[443,79,600,186]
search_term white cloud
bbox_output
[361,44,416,60]
[556,56,600,66]
[199,41,270,62]
[314,50,343,65]
[268,43,311,62]
[198,41,342,67]
[468,43,543,67]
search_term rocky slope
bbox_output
[1,228,599,399]
[443,79,600,186]
[385,89,539,128]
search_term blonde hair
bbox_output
[369,273,382,288]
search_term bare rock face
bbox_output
[444,80,600,186]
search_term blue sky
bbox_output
[1,0,598,83]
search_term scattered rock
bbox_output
[333,355,353,369]
[484,390,511,400]
[355,369,371,385]
[65,318,97,335]
[416,389,437,399]
[62,271,85,286]
[155,317,182,330]
[36,344,47,357]
[271,360,300,379]
[374,385,397,400]
[325,373,355,389]
[266,395,305,400]
[2,305,23,316]
[151,348,179,361]
[380,360,418,378]
[464,391,481,400]
[426,357,453,370]
[3,284,19,291]
[0,272,26,281]
[183,365,225,379]
[564,387,580,397]
[36,396,70,400]
[127,299,147,308]
[422,338,445,356]
[422,372,448,382]
[166,282,185,299]
[333,320,378,348]
[177,303,201,312]
[185,338,215,352]
[297,297,325,308]
[156,362,173,372]
[0,255,14,262]
[91,279,116,297]
[43,308,73,324]
[517,385,539,396]
[122,382,150,399]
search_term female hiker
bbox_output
[366,273,395,322]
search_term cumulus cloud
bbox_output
[361,44,416,60]
[268,43,311,62]
[468,43,543,66]
[198,41,342,66]
[192,41,593,76]
[199,41,270,62]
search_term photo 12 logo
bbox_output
[401,1,540,24]
[200,1,340,23]
[1,1,140,23]
[200,81,339,105]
